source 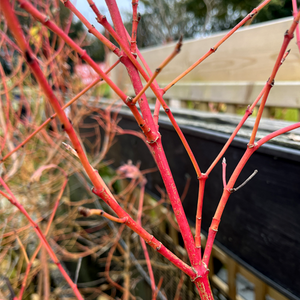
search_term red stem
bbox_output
[89,3,202,181]
[131,37,182,105]
[102,2,160,143]
[195,175,207,256]
[292,0,300,52]
[203,147,254,267]
[127,37,162,126]
[205,45,291,177]
[18,0,126,100]
[194,274,214,300]
[257,122,300,147]
[105,0,130,49]
[17,0,158,144]
[63,0,121,57]
[104,0,200,267]
[130,0,139,54]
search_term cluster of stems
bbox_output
[0,0,300,299]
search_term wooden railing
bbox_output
[137,81,300,119]
[154,201,291,300]
[109,17,300,120]
[201,234,290,300]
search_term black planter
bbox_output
[80,106,300,300]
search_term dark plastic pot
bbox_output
[81,107,300,300]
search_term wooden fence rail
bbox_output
[201,234,290,300]
[153,199,291,300]
[109,17,300,119]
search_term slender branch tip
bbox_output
[232,169,258,193]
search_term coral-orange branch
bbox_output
[131,36,183,105]
[78,207,128,223]
[195,175,207,253]
[2,0,297,298]
[18,0,159,144]
[163,0,272,93]
[87,1,202,182]
[105,0,201,270]
[17,0,126,101]
[130,0,140,54]
[63,0,122,57]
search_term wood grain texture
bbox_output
[110,17,300,109]
[135,17,300,82]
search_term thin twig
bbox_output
[163,0,272,92]
[78,207,128,223]
[153,276,164,300]
[230,170,258,193]
[131,36,183,105]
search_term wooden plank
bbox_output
[255,282,266,300]
[211,274,229,294]
[126,81,300,109]
[238,265,258,285]
[227,257,237,300]
[142,18,300,82]
[110,18,300,86]
[238,266,267,300]
[150,82,299,107]
[195,102,209,111]
[211,275,245,300]
[267,286,289,300]
[110,18,300,110]
[212,245,227,264]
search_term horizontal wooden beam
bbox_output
[110,17,300,88]
[127,81,300,108]
[163,82,300,108]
